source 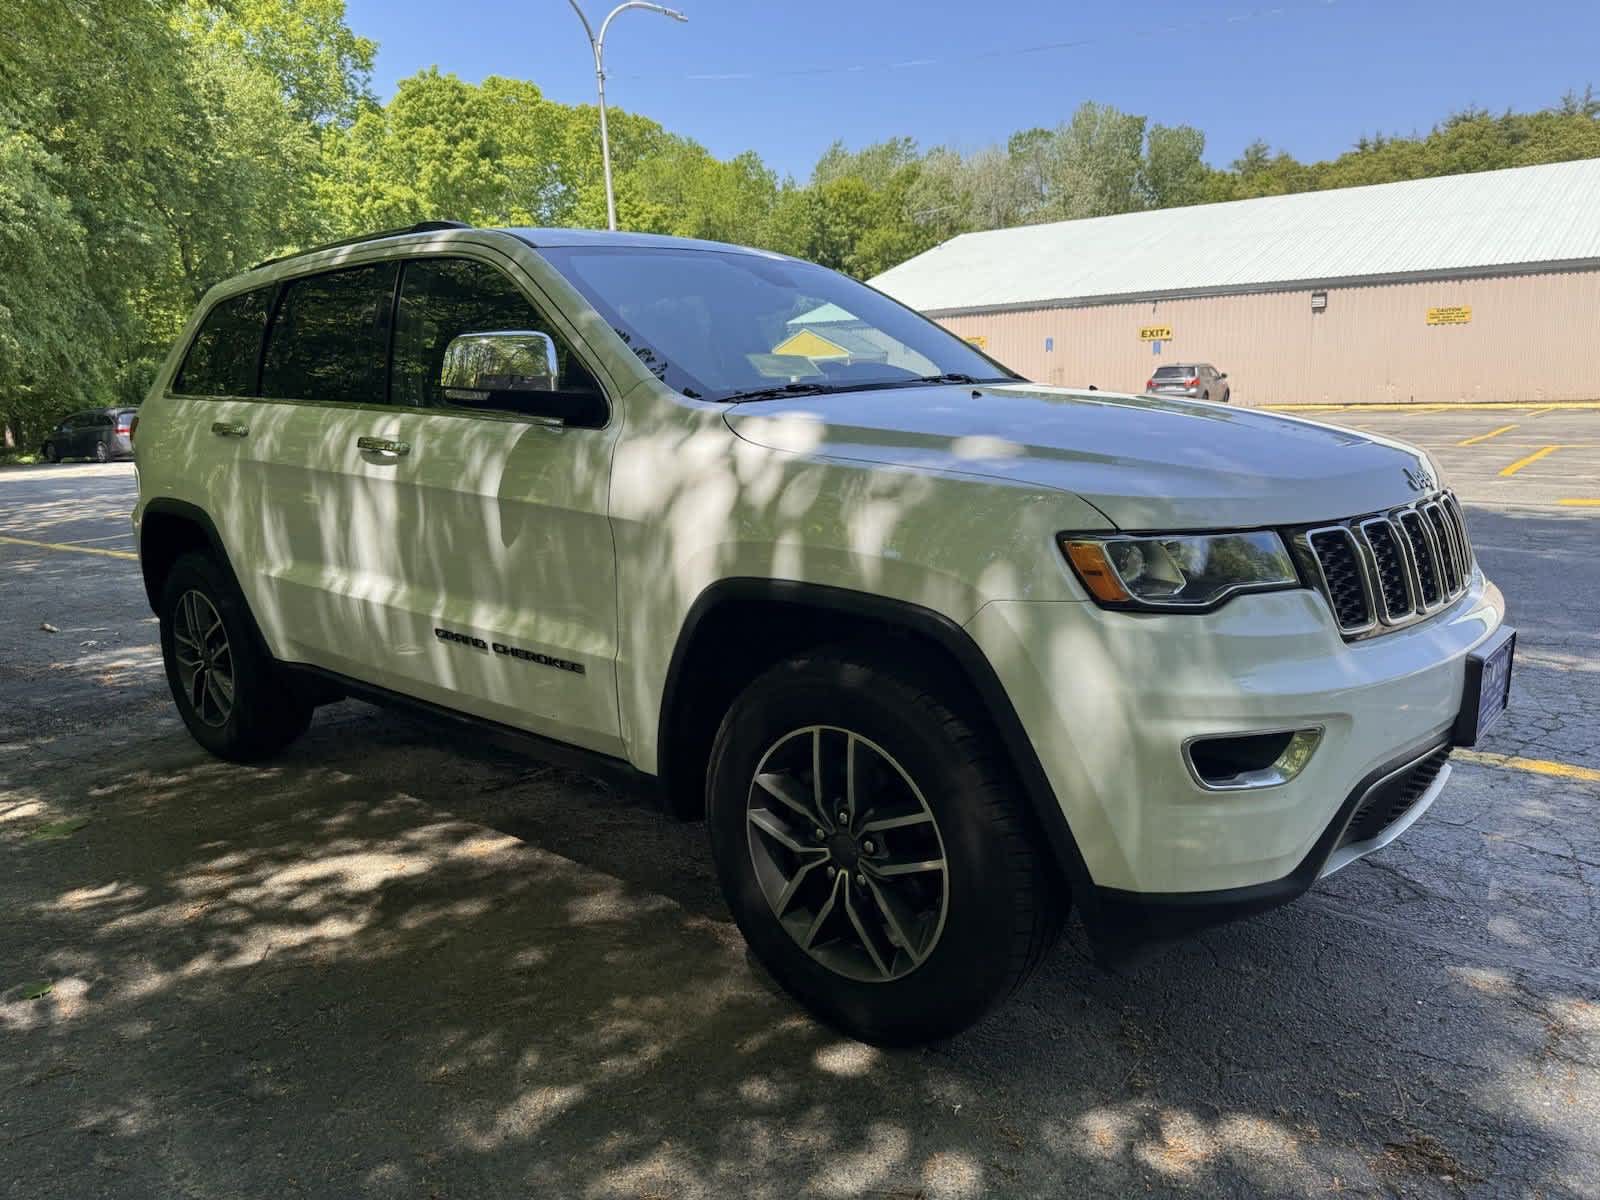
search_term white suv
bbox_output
[133,222,1514,1043]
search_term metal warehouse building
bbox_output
[869,158,1600,405]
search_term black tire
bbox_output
[706,647,1064,1045]
[1222,388,1232,404]
[158,551,312,762]
[42,442,58,463]
[93,441,109,463]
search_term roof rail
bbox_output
[251,220,473,271]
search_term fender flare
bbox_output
[137,498,238,607]
[657,577,1101,923]
[137,499,279,658]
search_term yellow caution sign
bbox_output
[964,335,988,349]
[1426,306,1472,326]
[772,329,850,359]
[1139,325,1173,341]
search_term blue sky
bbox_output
[345,0,1593,179]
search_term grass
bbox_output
[0,450,41,466]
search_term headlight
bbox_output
[1059,530,1299,610]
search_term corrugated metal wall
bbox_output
[938,269,1600,405]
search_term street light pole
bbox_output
[564,1,688,232]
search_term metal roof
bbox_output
[869,158,1600,315]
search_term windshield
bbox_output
[535,245,1017,401]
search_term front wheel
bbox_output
[707,648,1064,1044]
[158,552,312,762]
[42,442,58,463]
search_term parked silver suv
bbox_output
[1146,363,1230,403]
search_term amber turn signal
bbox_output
[1061,539,1133,604]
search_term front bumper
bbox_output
[965,570,1505,906]
[1091,734,1453,951]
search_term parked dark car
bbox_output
[39,407,138,463]
[1144,362,1231,403]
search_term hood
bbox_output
[723,383,1436,530]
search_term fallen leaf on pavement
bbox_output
[29,817,90,841]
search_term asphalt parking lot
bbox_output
[3,403,1598,1199]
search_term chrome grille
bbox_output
[1306,527,1372,630]
[1423,501,1461,593]
[1357,518,1413,621]
[1397,510,1441,606]
[1299,492,1474,638]
[1443,493,1474,572]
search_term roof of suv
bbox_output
[251,222,794,275]
[505,227,791,258]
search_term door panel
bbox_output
[242,252,622,754]
[294,405,622,753]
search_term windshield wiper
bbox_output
[719,381,842,404]
[913,372,1014,386]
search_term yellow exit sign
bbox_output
[1426,306,1472,326]
[1140,325,1172,341]
[964,334,988,349]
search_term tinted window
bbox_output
[392,257,601,416]
[1152,365,1191,379]
[174,289,271,396]
[261,263,398,404]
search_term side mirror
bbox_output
[441,330,560,407]
[1218,372,1228,380]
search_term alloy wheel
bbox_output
[172,589,235,728]
[745,725,949,983]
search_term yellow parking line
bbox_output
[1558,498,1600,507]
[1457,424,1518,446]
[0,533,137,561]
[1498,445,1564,477]
[1527,405,1557,417]
[1455,750,1600,785]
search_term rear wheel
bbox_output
[158,552,311,762]
[707,648,1064,1044]
[93,441,109,463]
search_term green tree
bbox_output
[0,0,374,446]
[1139,123,1211,208]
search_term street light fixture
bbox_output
[564,1,688,232]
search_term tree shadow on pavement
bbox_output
[4,704,1595,1200]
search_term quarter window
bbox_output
[173,288,273,396]
[261,263,398,405]
[392,258,602,421]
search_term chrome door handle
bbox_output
[211,421,249,438]
[357,436,410,457]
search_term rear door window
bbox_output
[174,288,273,396]
[261,263,399,405]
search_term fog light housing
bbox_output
[1184,727,1323,791]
